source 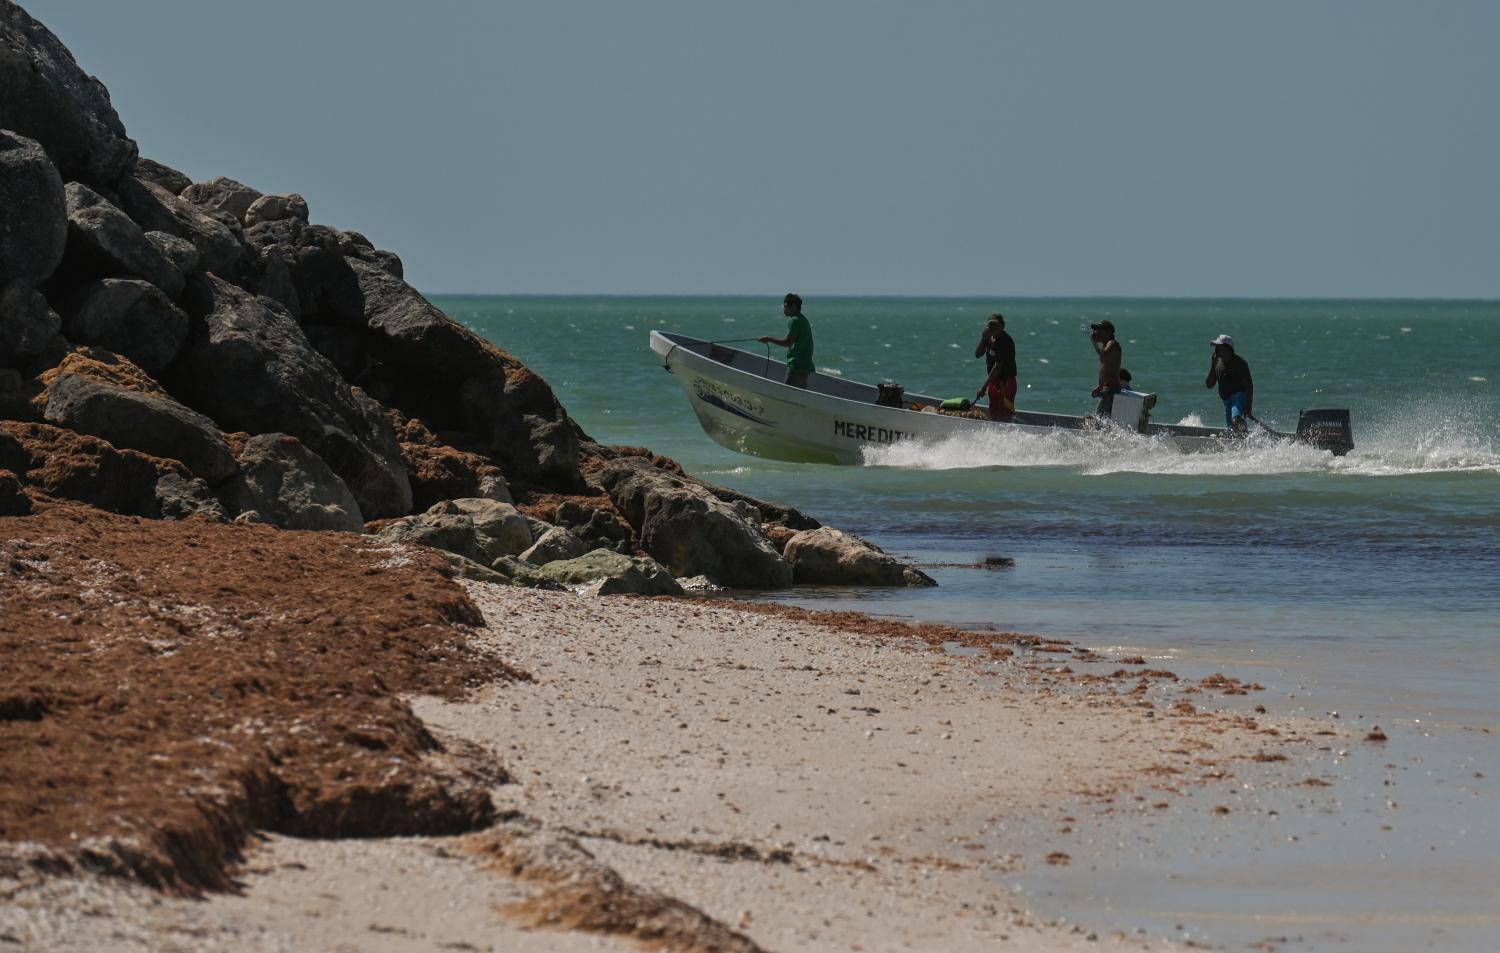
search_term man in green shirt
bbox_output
[759,292,815,388]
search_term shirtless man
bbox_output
[1089,320,1123,417]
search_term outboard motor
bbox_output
[1296,408,1354,456]
[1108,389,1158,433]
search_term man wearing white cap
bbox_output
[1205,334,1253,433]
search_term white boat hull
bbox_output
[650,331,1347,464]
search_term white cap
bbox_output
[1210,334,1234,346]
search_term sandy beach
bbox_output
[4,563,1339,953]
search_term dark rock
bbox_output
[553,500,632,551]
[599,457,792,589]
[0,469,30,515]
[43,370,237,483]
[223,433,363,532]
[782,526,937,587]
[0,280,68,374]
[144,231,200,277]
[244,219,361,322]
[180,176,262,225]
[0,3,138,185]
[242,244,300,317]
[63,183,184,298]
[114,176,245,278]
[347,259,582,488]
[131,157,191,195]
[243,192,308,228]
[0,130,68,285]
[487,555,566,590]
[374,498,530,565]
[0,420,177,517]
[57,278,188,375]
[154,471,228,522]
[169,276,411,518]
[538,549,684,596]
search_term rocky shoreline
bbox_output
[2,5,1346,951]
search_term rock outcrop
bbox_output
[169,276,411,518]
[223,433,363,532]
[62,183,185,298]
[0,280,67,375]
[599,456,792,589]
[56,278,188,374]
[0,2,138,185]
[539,549,684,596]
[782,526,936,587]
[0,130,67,286]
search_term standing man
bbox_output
[973,312,1017,421]
[759,292,815,388]
[1205,333,1253,433]
[1089,320,1123,417]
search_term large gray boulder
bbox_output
[44,371,237,483]
[375,498,532,565]
[180,176,262,225]
[57,278,188,375]
[154,471,228,522]
[224,433,363,532]
[243,192,308,228]
[131,157,191,195]
[782,526,937,587]
[346,259,582,488]
[0,280,67,374]
[373,512,487,564]
[0,3,137,185]
[520,525,588,566]
[63,183,184,298]
[169,276,412,518]
[539,549,684,596]
[244,219,362,323]
[0,130,67,285]
[145,230,201,278]
[440,497,532,562]
[115,176,245,278]
[598,457,792,589]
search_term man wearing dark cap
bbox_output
[1089,320,1123,417]
[759,293,815,388]
[1205,333,1253,433]
[973,312,1017,421]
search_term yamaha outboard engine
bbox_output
[1296,408,1354,456]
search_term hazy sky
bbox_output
[26,1,1500,297]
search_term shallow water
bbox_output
[441,293,1500,949]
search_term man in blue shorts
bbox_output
[1205,334,1254,433]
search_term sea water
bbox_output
[439,295,1499,950]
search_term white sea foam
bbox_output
[861,406,1500,477]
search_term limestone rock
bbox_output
[224,433,363,532]
[0,3,138,185]
[154,471,228,522]
[57,278,188,374]
[783,526,937,587]
[169,276,411,518]
[0,280,67,374]
[519,525,588,566]
[63,183,184,298]
[144,230,200,277]
[0,130,68,285]
[346,259,582,488]
[599,457,792,589]
[552,500,631,552]
[487,555,565,590]
[114,176,245,278]
[374,512,487,564]
[43,369,237,483]
[539,549,684,596]
[243,192,308,228]
[131,157,191,195]
[180,176,262,225]
[429,498,532,562]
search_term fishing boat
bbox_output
[650,331,1354,465]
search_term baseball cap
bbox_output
[1210,334,1234,346]
[1090,320,1115,334]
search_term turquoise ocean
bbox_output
[439,295,1499,949]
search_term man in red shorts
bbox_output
[974,312,1018,421]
